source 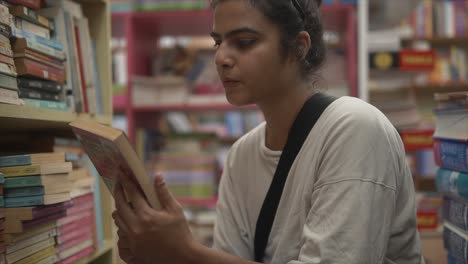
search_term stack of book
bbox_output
[0,173,5,264]
[7,0,68,112]
[432,91,468,263]
[0,3,21,106]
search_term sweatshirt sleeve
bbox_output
[288,103,420,264]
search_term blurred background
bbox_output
[0,0,466,263]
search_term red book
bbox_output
[15,49,65,70]
[4,0,40,9]
[400,129,434,151]
[57,214,94,236]
[399,50,435,71]
[14,57,65,83]
[66,201,94,216]
[74,25,88,112]
[0,54,14,67]
[57,231,93,252]
[57,225,93,245]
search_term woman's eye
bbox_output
[213,41,221,49]
[236,39,256,49]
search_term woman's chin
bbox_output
[225,95,253,107]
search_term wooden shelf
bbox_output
[0,104,112,130]
[413,82,468,92]
[133,103,257,112]
[402,36,468,46]
[75,239,114,264]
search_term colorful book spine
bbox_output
[17,78,62,93]
[0,165,40,177]
[443,194,468,232]
[4,0,41,10]
[22,210,66,230]
[4,186,44,198]
[14,17,50,39]
[22,98,67,111]
[11,27,61,51]
[28,200,73,219]
[15,57,65,83]
[14,245,56,264]
[8,6,53,30]
[0,153,32,167]
[5,195,46,207]
[436,168,468,199]
[6,228,56,254]
[57,225,92,245]
[443,222,468,264]
[4,176,41,188]
[19,87,61,102]
[6,237,55,263]
[14,38,65,61]
[434,139,468,173]
[0,73,18,91]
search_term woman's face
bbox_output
[211,0,297,107]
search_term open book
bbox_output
[70,120,160,209]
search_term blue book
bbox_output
[4,176,42,189]
[443,194,468,232]
[436,168,468,199]
[0,154,32,167]
[11,27,63,51]
[434,139,468,174]
[444,222,468,264]
[5,186,45,198]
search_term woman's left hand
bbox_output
[112,174,197,264]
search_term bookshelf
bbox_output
[0,0,115,262]
[112,4,358,143]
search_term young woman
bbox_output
[112,0,425,263]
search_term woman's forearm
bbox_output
[184,242,260,264]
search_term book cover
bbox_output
[0,62,17,77]
[5,193,70,207]
[5,186,44,198]
[57,238,93,260]
[8,5,52,30]
[436,168,468,199]
[22,98,67,111]
[3,222,55,244]
[0,165,40,177]
[6,228,56,254]
[14,48,65,70]
[0,73,18,91]
[4,0,41,10]
[17,78,63,94]
[6,200,73,219]
[0,54,14,66]
[12,38,66,61]
[14,57,65,84]
[70,120,160,209]
[19,87,61,102]
[443,222,468,264]
[13,245,56,264]
[6,237,55,263]
[56,225,92,245]
[57,245,93,264]
[14,17,50,39]
[434,138,468,173]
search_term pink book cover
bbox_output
[57,225,93,245]
[57,215,94,235]
[71,193,94,204]
[57,211,92,227]
[66,201,94,216]
[57,232,93,252]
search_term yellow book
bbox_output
[0,165,40,177]
[14,245,56,264]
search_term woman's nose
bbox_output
[215,44,234,69]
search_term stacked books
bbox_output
[0,173,5,264]
[0,0,102,114]
[3,0,68,112]
[0,3,21,106]
[0,150,99,263]
[432,91,468,263]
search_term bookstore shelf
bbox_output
[0,105,112,130]
[402,36,468,46]
[132,103,257,112]
[413,82,468,92]
[75,239,114,264]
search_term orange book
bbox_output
[14,57,65,84]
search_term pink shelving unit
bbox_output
[112,5,357,143]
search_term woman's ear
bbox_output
[296,31,311,59]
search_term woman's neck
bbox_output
[260,84,315,151]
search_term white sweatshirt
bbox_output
[213,96,424,264]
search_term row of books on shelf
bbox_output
[426,46,467,84]
[408,0,468,39]
[430,90,467,263]
[0,139,105,264]
[111,0,206,13]
[0,0,103,114]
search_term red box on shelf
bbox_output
[400,130,435,151]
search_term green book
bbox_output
[5,195,45,208]
[23,99,68,111]
[0,154,32,167]
[4,176,42,189]
[5,186,44,198]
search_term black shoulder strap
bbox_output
[254,93,337,262]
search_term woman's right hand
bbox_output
[113,212,146,264]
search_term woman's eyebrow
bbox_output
[210,27,261,39]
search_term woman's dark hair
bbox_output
[210,0,326,80]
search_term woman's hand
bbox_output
[112,174,197,264]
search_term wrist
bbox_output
[182,239,203,264]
